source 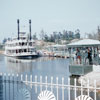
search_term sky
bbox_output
[0,0,100,42]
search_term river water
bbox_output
[0,54,71,100]
[0,54,69,78]
[1,54,100,100]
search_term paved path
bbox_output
[79,65,100,87]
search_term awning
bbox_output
[67,39,100,47]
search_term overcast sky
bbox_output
[0,0,100,42]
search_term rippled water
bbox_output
[0,54,70,100]
[0,54,69,78]
[0,54,100,100]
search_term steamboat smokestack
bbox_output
[17,19,20,40]
[29,20,31,40]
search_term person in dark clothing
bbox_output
[87,49,92,65]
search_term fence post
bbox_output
[45,76,47,90]
[4,73,6,100]
[56,77,59,100]
[30,75,32,88]
[0,73,3,100]
[94,80,97,100]
[81,79,83,95]
[51,76,53,92]
[68,78,70,100]
[74,78,77,99]
[21,74,23,81]
[0,73,2,80]
[40,76,42,92]
[62,77,64,100]
[35,75,37,93]
[8,73,10,100]
[87,80,90,96]
[25,74,28,85]
[16,74,19,91]
[30,75,32,100]
[12,74,14,100]
[0,73,2,76]
[21,74,23,90]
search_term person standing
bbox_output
[87,48,92,65]
[76,49,81,64]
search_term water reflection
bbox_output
[5,56,69,78]
[0,54,4,61]
[5,57,34,73]
[0,76,3,100]
[1,55,100,100]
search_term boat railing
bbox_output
[69,53,100,66]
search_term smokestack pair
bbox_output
[17,19,32,40]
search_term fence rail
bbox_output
[0,73,100,100]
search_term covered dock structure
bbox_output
[43,44,69,58]
[67,39,100,76]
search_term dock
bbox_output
[42,44,69,58]
[0,51,4,54]
[69,64,93,76]
[67,39,100,76]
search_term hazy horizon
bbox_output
[0,0,100,42]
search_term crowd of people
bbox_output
[75,48,93,65]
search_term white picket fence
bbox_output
[0,73,100,100]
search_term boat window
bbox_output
[23,37,26,40]
[24,49,27,52]
[22,42,24,46]
[19,49,22,53]
[28,48,30,52]
[29,42,32,46]
[16,50,18,53]
[19,43,21,46]
[25,42,27,45]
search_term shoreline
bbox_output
[0,50,4,54]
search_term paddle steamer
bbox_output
[5,19,39,59]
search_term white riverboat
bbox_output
[4,19,39,59]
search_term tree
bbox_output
[33,32,38,40]
[87,32,98,40]
[44,34,49,42]
[49,34,55,42]
[98,26,100,41]
[39,29,45,40]
[63,30,69,40]
[75,29,80,39]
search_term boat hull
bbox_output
[4,53,39,59]
[15,55,39,59]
